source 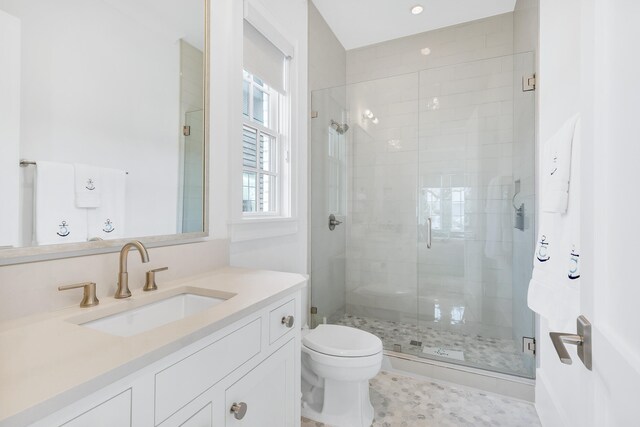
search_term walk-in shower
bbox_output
[310,52,537,379]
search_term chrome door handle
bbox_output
[426,217,432,249]
[230,402,247,420]
[549,315,592,370]
[328,214,342,231]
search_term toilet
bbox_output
[301,324,383,427]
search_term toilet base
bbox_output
[302,378,374,427]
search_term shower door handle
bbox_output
[426,218,432,249]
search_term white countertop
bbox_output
[0,267,307,426]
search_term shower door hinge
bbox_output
[522,73,536,92]
[310,306,318,314]
[523,337,536,356]
[183,125,191,136]
[310,111,318,119]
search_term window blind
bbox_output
[243,21,287,94]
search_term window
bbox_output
[242,70,284,214]
[420,184,466,238]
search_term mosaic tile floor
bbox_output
[334,315,533,378]
[301,371,540,427]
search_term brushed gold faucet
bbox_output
[115,240,150,299]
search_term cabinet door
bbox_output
[224,340,295,427]
[60,389,131,427]
[179,403,213,427]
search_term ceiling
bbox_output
[311,0,517,50]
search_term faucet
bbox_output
[115,240,150,298]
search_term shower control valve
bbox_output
[328,214,342,231]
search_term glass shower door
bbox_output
[416,53,537,378]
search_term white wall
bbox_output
[308,2,347,325]
[0,10,20,248]
[535,0,583,425]
[228,0,309,277]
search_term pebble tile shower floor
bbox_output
[335,315,532,377]
[301,371,540,427]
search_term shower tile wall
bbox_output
[417,56,516,339]
[345,13,518,339]
[346,13,514,84]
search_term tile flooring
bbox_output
[335,315,533,378]
[301,370,540,427]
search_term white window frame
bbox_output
[242,69,290,218]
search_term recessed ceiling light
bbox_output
[421,47,431,56]
[411,5,424,15]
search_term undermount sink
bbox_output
[81,293,227,337]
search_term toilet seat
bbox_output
[302,324,382,357]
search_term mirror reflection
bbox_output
[0,0,206,250]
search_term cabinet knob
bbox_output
[281,315,294,328]
[230,402,247,420]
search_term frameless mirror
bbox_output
[0,0,208,263]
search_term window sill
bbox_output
[229,217,298,242]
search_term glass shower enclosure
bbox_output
[310,53,536,378]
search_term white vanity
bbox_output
[0,267,305,427]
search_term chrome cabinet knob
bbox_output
[230,402,247,420]
[281,315,295,328]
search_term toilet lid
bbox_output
[303,324,383,357]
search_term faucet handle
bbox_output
[58,282,99,308]
[144,267,168,292]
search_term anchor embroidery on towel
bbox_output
[102,219,115,233]
[568,246,580,280]
[550,155,558,176]
[57,221,70,237]
[85,178,96,191]
[536,235,551,262]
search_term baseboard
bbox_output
[383,351,536,402]
[535,370,571,427]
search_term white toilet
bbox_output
[301,324,383,427]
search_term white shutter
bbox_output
[243,22,286,94]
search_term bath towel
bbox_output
[528,117,581,331]
[34,161,88,245]
[87,167,126,240]
[541,114,579,213]
[74,164,101,208]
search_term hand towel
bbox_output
[528,118,581,331]
[74,164,101,208]
[541,114,579,213]
[34,161,88,245]
[87,167,126,240]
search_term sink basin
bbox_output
[82,293,226,337]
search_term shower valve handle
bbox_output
[328,214,342,231]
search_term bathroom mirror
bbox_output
[0,0,209,264]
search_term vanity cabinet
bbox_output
[30,291,301,427]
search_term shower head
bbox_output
[330,119,349,135]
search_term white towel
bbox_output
[34,161,88,245]
[87,167,126,240]
[541,114,579,213]
[528,118,581,331]
[74,164,101,208]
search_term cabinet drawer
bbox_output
[60,389,131,427]
[155,319,261,424]
[269,299,296,344]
